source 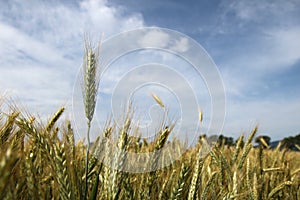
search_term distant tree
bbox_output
[227,137,234,146]
[199,134,235,147]
[217,135,234,147]
[282,134,300,150]
[217,134,224,145]
[255,135,271,148]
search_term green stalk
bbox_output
[84,121,91,200]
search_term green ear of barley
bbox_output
[232,134,244,165]
[0,112,19,145]
[201,171,217,200]
[159,169,176,200]
[215,146,232,182]
[46,107,65,132]
[16,118,56,163]
[154,126,171,151]
[25,150,39,199]
[82,39,101,123]
[188,142,205,200]
[238,144,252,170]
[81,38,102,200]
[170,163,189,200]
[150,126,172,172]
[65,121,75,159]
[245,126,258,146]
[144,126,172,199]
[123,171,135,200]
[54,143,73,200]
[112,117,130,200]
[237,127,257,169]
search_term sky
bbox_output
[0,0,299,142]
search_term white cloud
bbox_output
[224,0,299,23]
[264,27,300,69]
[220,25,300,100]
[0,0,144,47]
[80,0,144,36]
[0,0,144,116]
[138,30,170,48]
[235,27,300,72]
[0,22,73,68]
[170,37,190,53]
[0,21,75,114]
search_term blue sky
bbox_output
[0,0,299,141]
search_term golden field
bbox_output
[0,104,299,200]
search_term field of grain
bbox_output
[1,41,300,200]
[0,103,299,200]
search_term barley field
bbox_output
[0,103,299,200]
[1,41,300,200]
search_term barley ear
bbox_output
[81,37,102,200]
[201,171,217,200]
[46,107,65,132]
[151,93,165,108]
[231,134,244,165]
[268,181,293,198]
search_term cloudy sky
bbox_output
[0,0,299,141]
